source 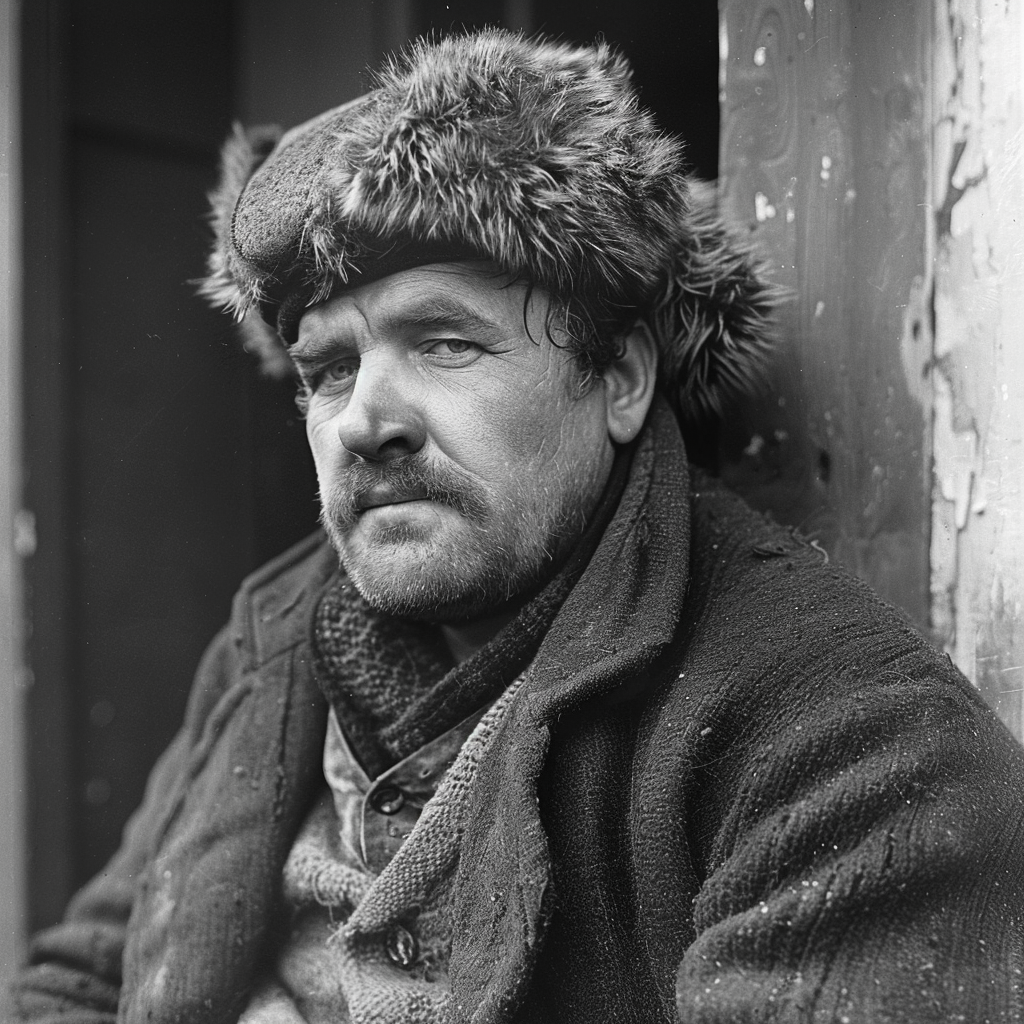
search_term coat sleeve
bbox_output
[675,668,1024,1024]
[10,626,242,1023]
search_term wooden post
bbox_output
[0,0,26,1002]
[720,0,1024,741]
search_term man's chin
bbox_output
[332,504,460,571]
[331,530,540,625]
[342,562,499,624]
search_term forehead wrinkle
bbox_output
[291,292,513,366]
[373,293,507,338]
[292,297,370,363]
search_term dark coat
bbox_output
[15,405,1024,1023]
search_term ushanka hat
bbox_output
[200,29,778,427]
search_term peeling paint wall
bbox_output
[930,0,1024,737]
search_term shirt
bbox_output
[239,706,489,1023]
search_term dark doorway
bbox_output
[535,1,719,182]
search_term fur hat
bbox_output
[200,29,778,427]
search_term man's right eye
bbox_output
[309,360,357,392]
[325,361,356,381]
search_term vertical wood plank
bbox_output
[718,0,933,633]
[20,0,78,932]
[930,0,1024,737]
[0,0,26,1002]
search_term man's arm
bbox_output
[675,672,1024,1023]
[11,627,239,1023]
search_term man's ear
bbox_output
[603,321,658,444]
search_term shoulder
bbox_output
[178,532,335,736]
[673,473,1001,739]
[686,472,923,660]
[636,476,1024,858]
[228,529,338,670]
[174,528,333,753]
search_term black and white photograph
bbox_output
[2,1,1024,1021]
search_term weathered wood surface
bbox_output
[930,0,1024,737]
[718,0,933,633]
[720,0,1024,741]
[1,0,27,993]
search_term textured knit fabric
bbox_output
[239,703,494,1023]
[313,583,454,777]
[321,706,490,876]
[13,401,1024,1024]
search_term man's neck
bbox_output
[440,607,521,665]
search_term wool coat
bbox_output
[14,403,1024,1024]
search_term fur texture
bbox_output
[200,30,780,427]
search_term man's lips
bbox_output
[355,485,431,512]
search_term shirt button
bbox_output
[385,925,419,968]
[370,785,405,815]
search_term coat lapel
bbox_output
[121,401,691,1024]
[447,400,693,1023]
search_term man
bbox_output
[13,29,1024,1024]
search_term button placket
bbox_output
[330,703,493,871]
[362,781,421,871]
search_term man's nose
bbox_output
[334,357,426,461]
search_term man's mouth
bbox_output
[354,485,431,512]
[326,456,490,529]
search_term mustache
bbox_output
[320,455,491,529]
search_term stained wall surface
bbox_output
[929,0,1024,737]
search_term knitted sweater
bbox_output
[13,402,1024,1023]
[241,702,498,1023]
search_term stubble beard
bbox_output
[318,452,608,624]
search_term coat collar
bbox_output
[442,398,694,1022]
[528,396,692,713]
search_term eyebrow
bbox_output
[291,292,508,366]
[375,294,506,337]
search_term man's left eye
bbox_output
[427,339,476,356]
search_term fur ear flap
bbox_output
[199,123,295,378]
[646,181,784,427]
[198,123,283,318]
[237,309,296,380]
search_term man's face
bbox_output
[292,262,617,623]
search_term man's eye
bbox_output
[427,338,476,356]
[300,360,356,395]
[323,361,357,383]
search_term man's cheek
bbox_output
[502,400,596,470]
[438,374,554,459]
[306,417,342,476]
[485,402,565,464]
